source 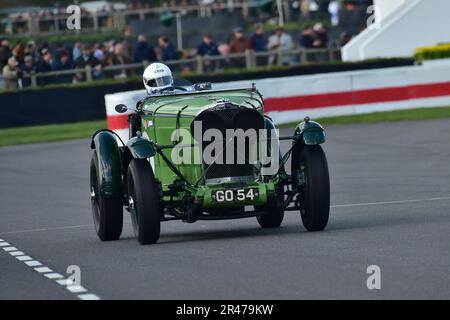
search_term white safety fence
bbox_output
[105,58,450,144]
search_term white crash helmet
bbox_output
[143,63,174,94]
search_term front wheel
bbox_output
[127,159,161,245]
[294,145,330,231]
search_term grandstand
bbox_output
[343,0,450,61]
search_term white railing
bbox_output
[0,1,259,37]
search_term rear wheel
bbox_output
[256,186,284,228]
[90,151,123,241]
[294,145,330,231]
[257,210,284,228]
[127,159,161,245]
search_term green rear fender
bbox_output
[90,131,124,198]
[294,119,326,145]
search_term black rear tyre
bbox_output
[127,159,161,245]
[257,211,284,228]
[90,152,123,241]
[294,145,330,231]
[256,186,285,228]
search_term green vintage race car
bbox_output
[90,83,330,245]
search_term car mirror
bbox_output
[115,104,128,114]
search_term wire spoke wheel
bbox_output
[128,179,139,237]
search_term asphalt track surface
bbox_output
[1,119,450,300]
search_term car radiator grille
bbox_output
[192,104,265,183]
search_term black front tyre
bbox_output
[296,145,330,231]
[90,151,123,241]
[127,159,161,245]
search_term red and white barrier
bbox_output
[105,59,450,143]
[105,89,146,143]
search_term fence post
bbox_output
[113,12,125,30]
[301,49,308,64]
[328,48,335,62]
[54,17,58,32]
[27,17,33,36]
[119,12,126,30]
[31,72,38,88]
[245,49,255,69]
[85,65,93,82]
[93,13,99,31]
[277,48,283,67]
[196,55,204,74]
[176,13,183,50]
[34,16,40,35]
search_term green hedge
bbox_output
[415,44,450,61]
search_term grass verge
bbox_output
[278,106,450,128]
[1,107,450,148]
[0,120,106,147]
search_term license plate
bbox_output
[212,188,259,203]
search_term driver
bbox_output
[143,63,177,95]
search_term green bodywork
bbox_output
[141,89,264,187]
[91,86,326,220]
[136,89,271,209]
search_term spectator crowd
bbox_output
[0,26,169,90]
[0,21,343,90]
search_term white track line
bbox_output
[3,246,18,252]
[0,222,133,236]
[0,239,101,300]
[0,197,449,236]
[67,285,88,294]
[25,260,42,267]
[16,255,32,261]
[34,267,53,273]
[9,251,24,256]
[56,279,74,286]
[78,293,101,300]
[0,224,93,236]
[0,196,448,236]
[44,273,64,280]
[331,196,450,209]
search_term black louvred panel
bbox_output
[192,104,264,181]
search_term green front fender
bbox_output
[91,131,124,198]
[126,136,156,159]
[294,119,326,145]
